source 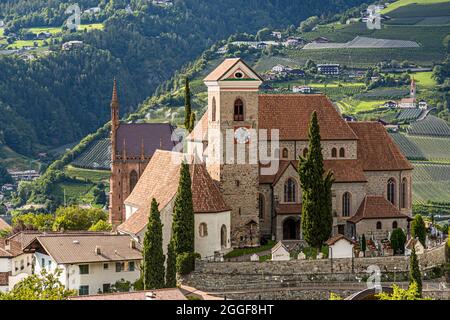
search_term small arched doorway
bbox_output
[220,225,227,248]
[282,217,300,240]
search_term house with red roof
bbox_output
[116,58,413,256]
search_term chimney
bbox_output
[145,292,157,300]
[5,239,10,252]
[130,239,136,249]
[95,245,101,255]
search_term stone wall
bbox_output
[182,244,448,294]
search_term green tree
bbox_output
[184,77,192,131]
[409,247,422,297]
[298,111,334,250]
[92,185,107,206]
[52,206,107,231]
[0,269,76,300]
[0,164,13,184]
[143,198,165,289]
[361,234,367,256]
[171,162,195,255]
[188,112,196,133]
[166,240,177,288]
[411,214,426,247]
[390,228,406,254]
[376,282,428,300]
[88,219,112,231]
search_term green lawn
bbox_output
[27,27,62,35]
[223,241,276,259]
[381,0,450,14]
[78,23,104,31]
[65,165,110,184]
[411,71,436,88]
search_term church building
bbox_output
[108,80,176,227]
[115,58,413,257]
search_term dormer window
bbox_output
[234,99,244,121]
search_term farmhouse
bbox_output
[0,238,32,292]
[23,233,142,295]
[114,58,413,257]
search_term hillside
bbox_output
[0,0,370,162]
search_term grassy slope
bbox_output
[381,0,450,14]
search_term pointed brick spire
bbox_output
[111,78,120,129]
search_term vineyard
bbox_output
[412,162,450,204]
[72,138,111,170]
[390,132,450,162]
[396,109,423,122]
[407,115,450,136]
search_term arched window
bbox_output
[342,192,351,217]
[234,98,244,121]
[339,147,345,158]
[392,221,398,229]
[258,194,265,219]
[282,148,288,159]
[303,148,308,157]
[284,178,297,203]
[331,148,337,158]
[387,178,396,205]
[376,221,382,230]
[130,170,138,193]
[212,97,216,122]
[199,223,208,237]
[401,178,407,209]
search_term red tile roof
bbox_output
[348,195,409,223]
[260,159,366,184]
[0,238,23,257]
[259,94,358,141]
[325,234,356,246]
[348,122,412,171]
[119,150,230,235]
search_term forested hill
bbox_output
[0,0,371,158]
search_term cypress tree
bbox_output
[409,246,422,296]
[172,162,195,255]
[411,214,426,247]
[143,198,165,289]
[298,111,334,250]
[189,112,196,133]
[166,240,177,288]
[184,77,192,131]
[361,234,367,256]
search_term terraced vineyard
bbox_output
[390,132,450,162]
[412,162,450,204]
[72,138,111,170]
[407,115,450,136]
[396,109,423,122]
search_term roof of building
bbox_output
[204,58,263,82]
[119,150,230,235]
[258,94,358,141]
[69,288,187,300]
[399,98,415,104]
[347,122,413,171]
[116,123,175,157]
[271,240,289,253]
[8,231,113,250]
[348,195,409,223]
[24,234,142,264]
[325,234,356,246]
[0,217,10,231]
[0,238,23,258]
[260,159,367,185]
[186,112,208,142]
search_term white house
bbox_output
[326,234,355,259]
[293,86,312,94]
[23,234,142,296]
[271,241,290,261]
[418,100,428,110]
[0,238,33,292]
